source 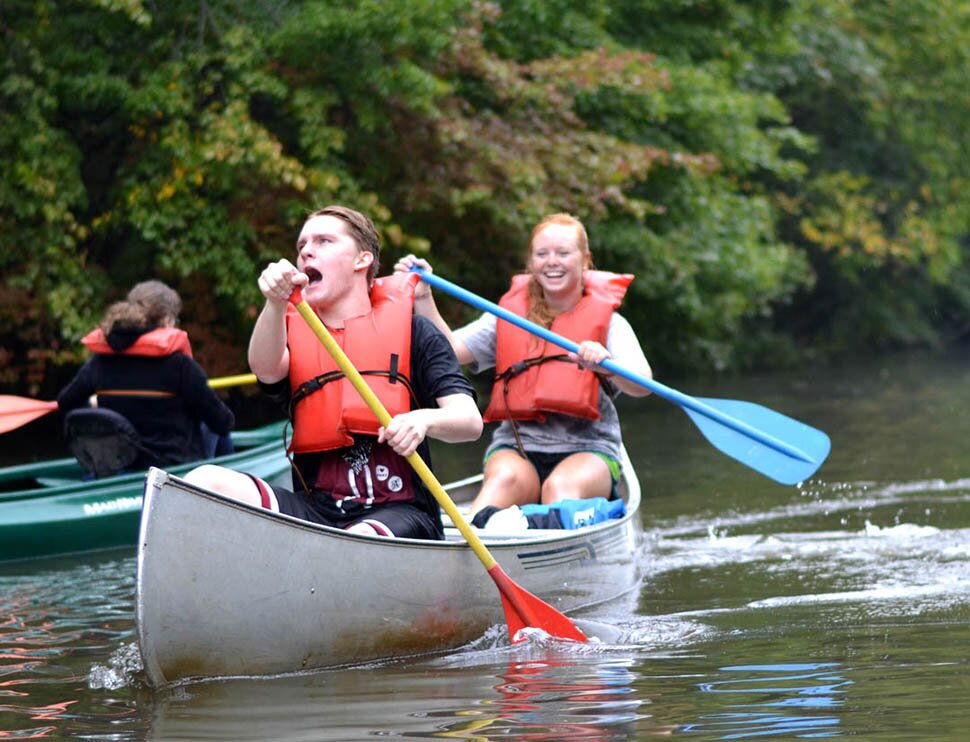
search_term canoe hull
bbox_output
[136,459,642,686]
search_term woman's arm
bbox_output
[393,255,475,365]
[56,361,96,411]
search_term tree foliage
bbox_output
[1,0,968,395]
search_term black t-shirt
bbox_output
[260,315,476,525]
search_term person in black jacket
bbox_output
[57,280,234,472]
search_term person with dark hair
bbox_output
[185,205,483,540]
[57,280,235,474]
[126,279,182,325]
[395,213,652,520]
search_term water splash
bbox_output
[862,519,938,538]
[88,641,143,690]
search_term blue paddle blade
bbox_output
[683,397,831,485]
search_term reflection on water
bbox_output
[419,658,647,739]
[146,634,661,741]
[0,551,143,738]
[139,649,870,740]
[144,649,644,741]
[422,629,655,740]
[684,663,847,740]
[2,350,970,738]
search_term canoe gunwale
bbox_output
[140,463,640,550]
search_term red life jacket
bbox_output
[81,327,193,358]
[483,270,632,423]
[286,272,418,454]
[80,327,195,402]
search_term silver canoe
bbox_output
[136,447,642,687]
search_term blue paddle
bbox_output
[410,267,830,485]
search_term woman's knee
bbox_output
[483,464,526,490]
[473,454,538,510]
[541,474,581,503]
[485,454,542,494]
[541,459,611,503]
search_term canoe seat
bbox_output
[64,408,150,479]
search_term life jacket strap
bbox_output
[495,353,571,382]
[290,369,418,410]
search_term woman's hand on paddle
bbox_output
[258,259,308,307]
[392,255,474,364]
[378,410,431,457]
[393,255,433,299]
[573,340,612,373]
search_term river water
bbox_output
[1,349,969,739]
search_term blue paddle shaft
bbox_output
[412,267,817,465]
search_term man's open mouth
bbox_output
[305,267,323,285]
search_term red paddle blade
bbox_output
[0,396,58,434]
[487,563,588,643]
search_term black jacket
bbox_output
[57,343,234,468]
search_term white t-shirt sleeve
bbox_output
[454,312,498,373]
[606,313,650,385]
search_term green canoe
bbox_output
[0,421,291,562]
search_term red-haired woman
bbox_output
[396,213,652,520]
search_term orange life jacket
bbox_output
[286,272,418,453]
[81,327,193,358]
[483,270,632,423]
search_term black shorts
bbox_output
[265,483,442,540]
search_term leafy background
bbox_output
[2,0,968,396]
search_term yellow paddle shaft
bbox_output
[208,373,257,389]
[291,299,497,569]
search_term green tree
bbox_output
[2,0,969,397]
[740,0,969,353]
